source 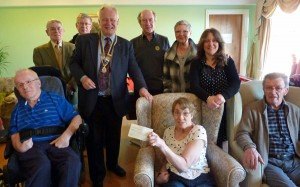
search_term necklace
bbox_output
[99,33,118,73]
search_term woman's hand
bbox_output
[207,94,225,109]
[148,132,165,149]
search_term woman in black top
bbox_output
[190,28,240,147]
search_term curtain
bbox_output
[246,0,300,79]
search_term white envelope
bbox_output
[128,123,153,141]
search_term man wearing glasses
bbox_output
[70,13,93,44]
[235,72,300,186]
[9,69,82,187]
[70,5,152,187]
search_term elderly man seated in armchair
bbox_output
[9,69,82,187]
[235,72,300,187]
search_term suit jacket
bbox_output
[33,41,75,83]
[70,33,147,118]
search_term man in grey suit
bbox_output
[33,20,75,100]
[70,5,152,187]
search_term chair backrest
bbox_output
[40,76,65,97]
[29,66,66,97]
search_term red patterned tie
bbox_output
[104,37,111,55]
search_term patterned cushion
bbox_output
[0,77,15,93]
[0,77,17,129]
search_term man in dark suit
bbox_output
[70,5,152,187]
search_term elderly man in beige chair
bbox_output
[235,72,300,187]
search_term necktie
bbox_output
[54,44,62,71]
[104,37,111,55]
[98,38,112,92]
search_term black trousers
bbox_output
[17,141,81,187]
[85,96,122,184]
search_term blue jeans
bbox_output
[163,171,215,187]
[264,156,300,187]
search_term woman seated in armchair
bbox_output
[148,97,215,187]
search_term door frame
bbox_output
[206,9,249,75]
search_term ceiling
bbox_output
[0,0,256,7]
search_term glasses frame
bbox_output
[15,78,39,89]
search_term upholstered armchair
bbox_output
[134,93,246,187]
[227,80,300,187]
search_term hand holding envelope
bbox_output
[128,124,153,141]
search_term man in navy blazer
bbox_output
[70,5,152,187]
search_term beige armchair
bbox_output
[134,93,246,187]
[227,80,300,187]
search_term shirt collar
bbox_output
[100,32,116,43]
[141,32,156,40]
[51,40,62,48]
[24,91,44,106]
[263,96,287,110]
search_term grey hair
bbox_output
[76,13,92,23]
[46,19,62,29]
[98,4,119,20]
[174,20,191,31]
[14,69,39,84]
[263,72,289,88]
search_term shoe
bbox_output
[107,165,126,177]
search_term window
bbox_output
[263,7,300,77]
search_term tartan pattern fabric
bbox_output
[267,104,295,156]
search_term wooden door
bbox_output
[209,14,242,73]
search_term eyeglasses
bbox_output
[265,86,285,92]
[49,27,63,32]
[15,79,38,89]
[78,22,91,26]
[174,111,191,117]
[175,30,189,35]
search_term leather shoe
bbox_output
[107,165,126,177]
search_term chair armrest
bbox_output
[230,141,264,187]
[0,129,8,143]
[4,140,14,159]
[136,97,151,129]
[78,122,89,136]
[206,142,246,187]
[134,146,155,187]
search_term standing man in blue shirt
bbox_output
[9,69,82,187]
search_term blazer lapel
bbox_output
[46,41,57,65]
